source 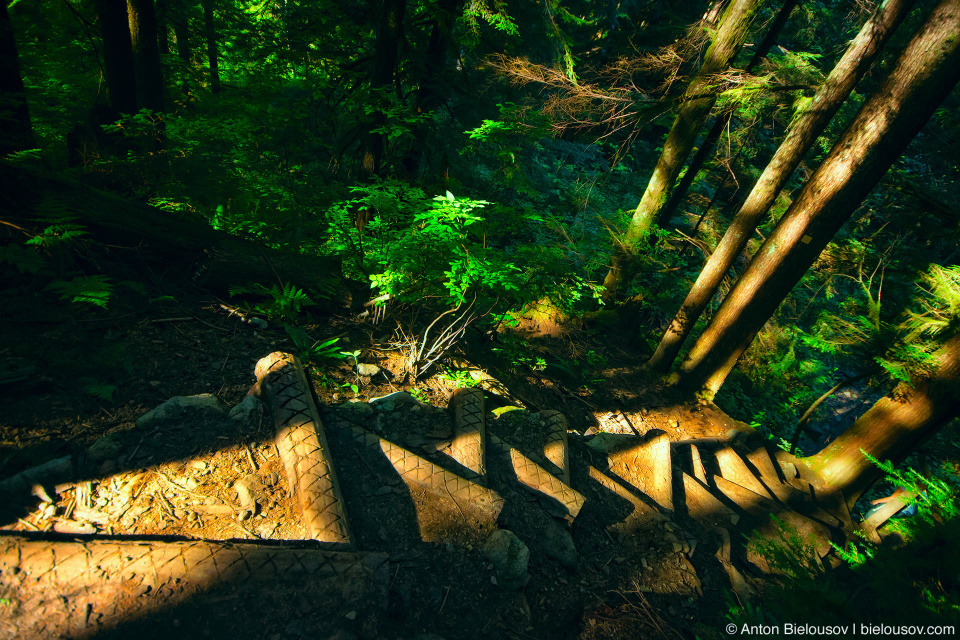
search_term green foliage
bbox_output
[728,459,960,628]
[0,243,47,274]
[283,324,347,365]
[46,275,113,308]
[230,282,314,322]
[409,387,430,404]
[438,369,480,389]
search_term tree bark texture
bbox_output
[360,0,406,179]
[647,0,917,372]
[171,0,191,63]
[601,0,767,302]
[201,0,219,93]
[156,0,170,55]
[96,0,138,114]
[676,0,960,398]
[0,0,33,154]
[656,0,801,229]
[128,0,165,111]
[806,333,960,506]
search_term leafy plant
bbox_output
[284,324,347,364]
[46,275,113,308]
[438,369,480,389]
[409,387,430,404]
[340,349,362,398]
[230,282,314,322]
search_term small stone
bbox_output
[357,364,380,377]
[87,433,125,462]
[229,395,263,424]
[672,542,684,554]
[188,461,208,472]
[543,520,578,568]
[187,511,199,522]
[375,486,394,496]
[339,401,374,417]
[149,380,162,387]
[237,510,252,521]
[344,611,357,620]
[483,530,530,590]
[53,520,96,535]
[137,394,228,428]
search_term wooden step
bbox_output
[449,388,486,480]
[540,410,571,485]
[607,433,673,512]
[715,447,774,501]
[681,472,736,528]
[713,476,778,516]
[589,466,665,534]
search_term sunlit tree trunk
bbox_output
[601,0,767,302]
[676,0,960,398]
[0,0,32,154]
[128,0,165,111]
[806,333,960,507]
[360,0,406,179]
[201,0,219,93]
[97,0,138,114]
[647,0,916,372]
[657,0,800,228]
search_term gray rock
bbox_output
[585,432,639,454]
[369,391,417,409]
[482,529,530,589]
[87,432,125,462]
[137,394,227,428]
[357,363,381,377]
[229,395,263,424]
[339,401,374,417]
[543,521,578,568]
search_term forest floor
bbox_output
[1,273,797,640]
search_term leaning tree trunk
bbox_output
[96,0,138,114]
[647,0,916,373]
[360,0,406,180]
[676,0,960,398]
[656,0,801,228]
[0,0,33,154]
[201,0,219,93]
[601,0,767,302]
[128,0,165,111]
[805,333,960,507]
[0,163,348,308]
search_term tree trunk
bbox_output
[657,0,800,228]
[0,0,33,154]
[601,0,767,302]
[0,163,348,308]
[171,0,190,63]
[403,0,458,176]
[96,0,138,114]
[127,0,165,111]
[805,333,960,507]
[201,0,219,93]
[647,0,916,372]
[360,0,406,179]
[156,0,170,55]
[676,0,960,398]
